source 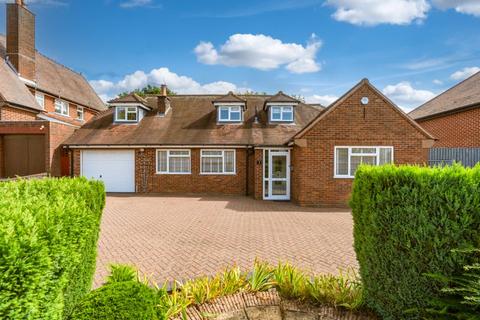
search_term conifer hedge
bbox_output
[0,178,105,319]
[350,164,480,319]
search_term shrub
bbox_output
[69,281,159,320]
[105,264,138,285]
[426,248,480,318]
[351,164,480,319]
[0,177,105,319]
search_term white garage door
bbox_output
[81,150,135,192]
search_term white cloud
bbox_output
[119,0,161,8]
[324,0,430,26]
[432,0,480,16]
[194,34,322,74]
[304,94,338,106]
[450,66,480,81]
[433,79,443,85]
[90,67,248,101]
[382,82,436,111]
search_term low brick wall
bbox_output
[172,290,376,320]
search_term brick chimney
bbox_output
[6,0,36,81]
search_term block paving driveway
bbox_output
[94,195,357,287]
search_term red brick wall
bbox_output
[291,83,429,207]
[0,106,37,121]
[43,95,96,125]
[136,148,248,195]
[253,149,263,200]
[417,107,480,147]
[47,122,76,176]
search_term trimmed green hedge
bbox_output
[351,164,480,319]
[0,177,105,319]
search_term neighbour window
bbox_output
[334,146,393,178]
[218,106,242,122]
[55,99,69,116]
[157,150,191,174]
[270,106,293,122]
[200,150,235,174]
[77,106,84,120]
[35,92,45,109]
[115,106,138,122]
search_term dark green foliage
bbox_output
[350,164,480,319]
[0,177,105,319]
[426,248,480,319]
[69,281,159,320]
[118,84,176,98]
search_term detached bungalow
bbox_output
[64,80,434,207]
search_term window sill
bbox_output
[200,173,236,176]
[156,172,191,175]
[54,112,70,118]
[333,175,354,179]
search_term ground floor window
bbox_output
[157,150,191,174]
[334,146,393,178]
[200,150,235,174]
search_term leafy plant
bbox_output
[182,276,222,304]
[350,164,480,319]
[273,262,307,299]
[247,260,275,292]
[219,266,246,295]
[105,264,138,285]
[425,248,480,319]
[157,282,190,320]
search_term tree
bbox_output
[118,85,176,98]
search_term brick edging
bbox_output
[171,290,377,320]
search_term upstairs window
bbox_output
[55,99,69,116]
[200,150,235,174]
[157,150,191,174]
[115,106,138,122]
[218,106,242,122]
[334,146,393,178]
[270,106,293,122]
[35,92,45,109]
[77,106,84,121]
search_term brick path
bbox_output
[94,195,357,287]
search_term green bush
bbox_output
[69,281,159,320]
[0,177,105,319]
[351,164,480,319]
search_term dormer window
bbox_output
[218,106,242,122]
[270,105,294,122]
[115,106,138,122]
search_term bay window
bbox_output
[334,146,393,178]
[156,150,191,174]
[200,150,235,174]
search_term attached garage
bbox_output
[1,134,46,178]
[81,150,135,192]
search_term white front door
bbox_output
[263,149,290,200]
[81,150,135,192]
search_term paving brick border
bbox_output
[172,290,377,320]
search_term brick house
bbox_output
[409,71,480,166]
[0,0,105,178]
[64,80,434,207]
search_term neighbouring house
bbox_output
[64,80,434,207]
[0,0,105,178]
[409,71,480,167]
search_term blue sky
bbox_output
[1,0,480,111]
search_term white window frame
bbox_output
[35,92,45,109]
[55,99,69,116]
[156,149,191,174]
[218,106,243,122]
[334,146,394,179]
[269,105,294,122]
[200,149,236,175]
[115,106,138,122]
[77,106,84,121]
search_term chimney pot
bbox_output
[161,84,167,97]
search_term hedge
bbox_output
[0,177,105,319]
[350,164,480,319]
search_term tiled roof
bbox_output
[409,71,480,120]
[0,34,106,112]
[213,91,246,104]
[109,93,148,105]
[64,95,322,147]
[265,91,300,104]
[0,59,41,110]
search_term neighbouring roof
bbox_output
[0,34,106,112]
[0,59,41,110]
[409,71,480,120]
[64,95,323,147]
